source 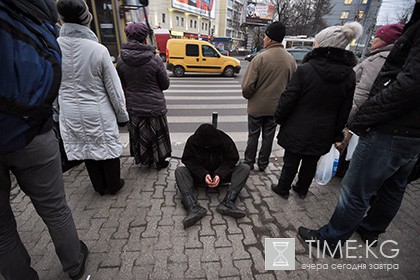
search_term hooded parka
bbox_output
[275,47,357,156]
[58,23,129,161]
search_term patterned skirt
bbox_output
[128,114,172,165]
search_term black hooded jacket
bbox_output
[349,4,420,137]
[275,47,357,156]
[181,124,239,183]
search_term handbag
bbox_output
[315,145,340,185]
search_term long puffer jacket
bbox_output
[58,23,129,161]
[117,41,170,117]
[275,47,357,156]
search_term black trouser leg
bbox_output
[102,158,121,193]
[85,160,106,194]
[175,166,195,196]
[295,155,321,195]
[276,150,301,193]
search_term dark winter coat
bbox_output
[182,124,239,183]
[275,47,357,156]
[117,41,170,117]
[349,6,420,138]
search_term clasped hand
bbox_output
[205,174,220,188]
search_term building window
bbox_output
[181,17,184,27]
[190,19,193,28]
[340,11,349,19]
[344,0,352,4]
[176,16,179,26]
[162,13,166,23]
[194,20,197,29]
[205,23,208,30]
[358,11,364,19]
[362,0,368,3]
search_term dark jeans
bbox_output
[0,130,83,280]
[85,158,121,194]
[175,164,250,196]
[318,132,420,244]
[275,150,321,195]
[244,115,277,169]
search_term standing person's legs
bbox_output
[294,154,321,197]
[2,130,86,278]
[272,150,302,197]
[244,115,263,169]
[258,116,277,171]
[0,162,39,280]
[317,133,420,244]
[102,157,123,194]
[85,160,106,195]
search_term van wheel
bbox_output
[173,66,185,77]
[223,66,235,77]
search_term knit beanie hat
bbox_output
[57,0,92,25]
[375,23,404,44]
[124,22,150,42]
[265,21,286,42]
[315,22,363,49]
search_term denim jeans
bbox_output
[0,130,83,280]
[318,131,420,244]
[244,115,277,169]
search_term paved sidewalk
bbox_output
[5,156,420,280]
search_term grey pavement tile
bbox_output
[227,233,251,260]
[169,235,188,263]
[215,247,240,277]
[185,248,206,278]
[200,236,220,262]
[168,262,188,279]
[150,249,172,279]
[233,259,254,280]
[214,224,233,248]
[202,262,221,280]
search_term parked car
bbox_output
[244,50,263,62]
[286,48,311,65]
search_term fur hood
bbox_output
[303,47,358,82]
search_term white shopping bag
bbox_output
[315,145,340,185]
[345,132,359,161]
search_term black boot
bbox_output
[216,190,246,219]
[182,194,207,229]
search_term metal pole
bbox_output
[212,112,218,128]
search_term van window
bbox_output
[202,45,218,57]
[186,44,199,56]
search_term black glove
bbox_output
[118,121,128,127]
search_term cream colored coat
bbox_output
[242,43,297,117]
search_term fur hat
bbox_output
[375,23,404,45]
[265,21,286,42]
[124,22,150,42]
[315,22,363,49]
[57,0,92,25]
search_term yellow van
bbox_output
[166,39,241,77]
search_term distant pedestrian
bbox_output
[0,0,88,279]
[117,22,172,170]
[272,22,363,199]
[242,21,297,172]
[298,1,420,257]
[175,124,250,229]
[57,0,129,195]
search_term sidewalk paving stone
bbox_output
[2,156,420,280]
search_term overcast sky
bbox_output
[377,0,416,25]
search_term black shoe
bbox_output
[182,194,207,229]
[298,227,341,259]
[356,226,378,247]
[156,160,169,170]
[271,184,289,199]
[70,241,89,280]
[292,185,306,199]
[246,163,254,170]
[216,190,246,219]
[109,179,125,195]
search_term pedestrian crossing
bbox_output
[120,75,283,158]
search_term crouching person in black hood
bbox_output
[175,124,250,229]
